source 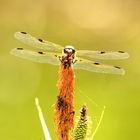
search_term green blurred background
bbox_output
[0,0,140,139]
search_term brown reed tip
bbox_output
[54,64,75,140]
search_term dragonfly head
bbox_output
[64,45,75,55]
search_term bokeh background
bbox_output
[0,0,140,139]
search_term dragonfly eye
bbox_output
[64,45,75,54]
[72,49,75,53]
[64,48,75,54]
[64,48,67,53]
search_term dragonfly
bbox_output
[10,32,129,75]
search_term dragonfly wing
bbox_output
[10,48,60,65]
[14,32,63,52]
[77,50,129,60]
[74,58,125,75]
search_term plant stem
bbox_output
[91,106,106,140]
[35,97,52,140]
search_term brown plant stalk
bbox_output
[54,63,75,140]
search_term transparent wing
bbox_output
[10,48,60,65]
[74,58,125,75]
[14,32,63,52]
[77,50,129,60]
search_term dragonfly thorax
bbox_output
[60,45,76,69]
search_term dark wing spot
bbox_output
[17,48,23,50]
[118,51,125,53]
[38,51,44,54]
[100,51,105,54]
[94,62,100,65]
[114,66,121,69]
[38,38,43,42]
[20,31,27,34]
